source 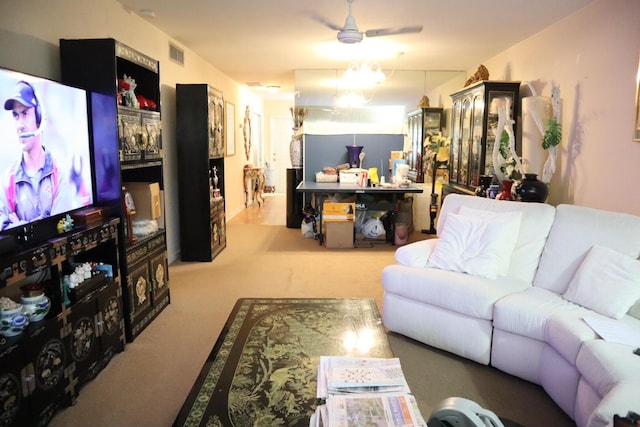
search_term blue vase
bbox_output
[346,146,364,168]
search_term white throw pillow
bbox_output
[563,245,640,319]
[426,210,522,279]
[457,206,524,275]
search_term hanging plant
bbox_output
[542,117,562,149]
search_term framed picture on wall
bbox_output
[226,101,236,156]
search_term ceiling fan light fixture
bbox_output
[337,30,363,44]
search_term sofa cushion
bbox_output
[576,336,640,398]
[382,264,530,320]
[493,287,582,340]
[426,211,522,279]
[584,381,640,427]
[545,309,601,364]
[563,245,640,319]
[394,239,437,268]
[534,204,640,295]
[436,194,555,283]
[458,206,523,275]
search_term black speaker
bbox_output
[286,168,304,228]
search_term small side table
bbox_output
[243,167,265,207]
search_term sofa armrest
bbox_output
[395,239,438,268]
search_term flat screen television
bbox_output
[0,66,95,245]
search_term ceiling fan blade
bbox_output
[365,25,423,38]
[303,11,343,31]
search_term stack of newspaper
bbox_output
[309,356,427,427]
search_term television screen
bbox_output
[0,68,94,233]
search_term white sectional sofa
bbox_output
[381,194,640,427]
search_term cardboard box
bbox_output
[325,221,354,249]
[124,182,161,220]
[323,202,356,222]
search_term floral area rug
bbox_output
[173,298,392,427]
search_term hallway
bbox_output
[228,193,287,226]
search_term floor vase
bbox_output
[290,137,302,168]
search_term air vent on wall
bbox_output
[169,43,184,66]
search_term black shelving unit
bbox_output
[60,38,170,342]
[176,83,226,262]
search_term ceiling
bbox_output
[116,0,595,108]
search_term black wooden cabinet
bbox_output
[60,38,170,341]
[406,107,444,183]
[445,80,520,194]
[0,219,124,426]
[176,84,227,262]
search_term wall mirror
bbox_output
[294,69,465,127]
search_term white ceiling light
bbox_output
[340,62,386,90]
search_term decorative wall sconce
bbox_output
[243,105,252,161]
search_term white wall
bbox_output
[430,0,640,215]
[0,0,264,262]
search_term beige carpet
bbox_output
[48,197,574,427]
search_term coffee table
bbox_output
[173,298,392,427]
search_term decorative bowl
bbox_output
[21,283,45,298]
[0,305,29,337]
[20,294,51,323]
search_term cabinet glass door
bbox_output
[408,114,420,175]
[450,100,461,183]
[469,93,485,187]
[424,111,442,134]
[459,97,472,186]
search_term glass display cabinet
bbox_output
[406,107,444,183]
[445,81,520,195]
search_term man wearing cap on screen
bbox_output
[0,80,70,231]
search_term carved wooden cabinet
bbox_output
[445,81,520,194]
[406,107,444,183]
[0,219,124,426]
[176,84,227,262]
[60,38,170,342]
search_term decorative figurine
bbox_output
[57,214,74,233]
[122,186,137,243]
[212,166,221,198]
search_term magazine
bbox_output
[310,356,425,427]
[318,356,411,397]
[326,393,426,427]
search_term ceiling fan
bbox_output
[313,0,423,44]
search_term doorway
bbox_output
[269,115,293,194]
